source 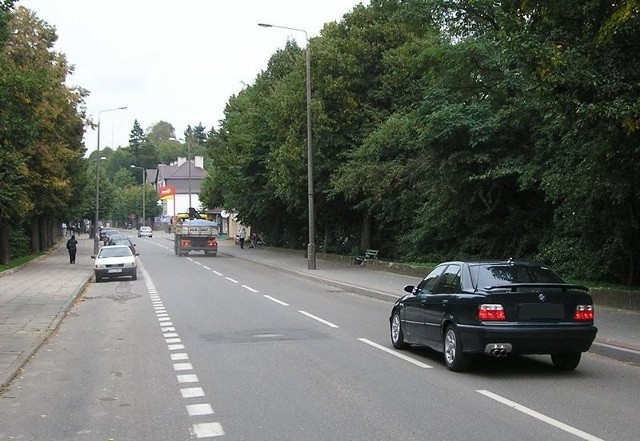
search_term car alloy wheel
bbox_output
[444,325,470,372]
[390,311,408,349]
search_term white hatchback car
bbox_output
[138,226,153,238]
[93,245,137,282]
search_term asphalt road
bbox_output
[0,237,638,440]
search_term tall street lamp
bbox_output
[130,165,146,227]
[259,22,316,269]
[94,106,127,254]
[188,141,192,209]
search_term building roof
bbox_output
[154,157,207,195]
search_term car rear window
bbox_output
[475,264,564,287]
[99,247,133,258]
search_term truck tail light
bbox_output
[478,304,506,321]
[180,239,191,247]
[574,305,594,321]
[207,239,217,247]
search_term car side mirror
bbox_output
[91,256,96,259]
[404,285,415,294]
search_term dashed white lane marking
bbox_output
[177,374,199,383]
[139,263,224,438]
[358,338,432,369]
[174,363,194,371]
[225,277,239,283]
[171,353,189,361]
[242,285,258,293]
[264,295,289,306]
[213,270,223,276]
[187,403,215,416]
[298,310,339,328]
[181,387,205,398]
[192,423,225,438]
[476,390,604,441]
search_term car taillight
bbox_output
[208,239,217,247]
[574,305,594,321]
[478,304,506,321]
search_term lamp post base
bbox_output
[307,243,316,270]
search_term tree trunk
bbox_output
[360,211,372,251]
[0,221,10,265]
[30,216,40,253]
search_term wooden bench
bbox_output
[353,249,379,266]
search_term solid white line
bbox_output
[476,390,604,441]
[358,338,433,369]
[225,277,239,283]
[264,295,289,306]
[298,311,339,328]
[242,285,259,293]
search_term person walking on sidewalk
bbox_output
[66,235,78,264]
[238,227,246,249]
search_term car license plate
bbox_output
[519,303,564,320]
[108,269,122,273]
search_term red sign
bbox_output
[159,186,175,200]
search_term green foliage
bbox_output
[201,0,640,286]
[4,1,640,285]
[0,5,86,257]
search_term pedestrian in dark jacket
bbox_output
[66,235,78,264]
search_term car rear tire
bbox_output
[390,311,409,349]
[551,352,581,371]
[444,325,471,372]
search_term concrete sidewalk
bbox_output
[0,235,94,388]
[1,233,638,389]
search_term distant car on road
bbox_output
[92,245,137,283]
[110,237,137,256]
[138,226,152,238]
[389,260,597,372]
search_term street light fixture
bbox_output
[130,165,146,227]
[94,106,127,254]
[259,22,316,269]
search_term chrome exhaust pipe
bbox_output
[485,343,513,358]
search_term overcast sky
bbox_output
[17,0,368,154]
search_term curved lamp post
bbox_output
[259,22,316,269]
[94,106,127,254]
[130,165,146,227]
